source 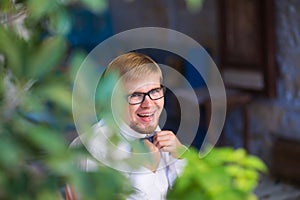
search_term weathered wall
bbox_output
[224,0,300,166]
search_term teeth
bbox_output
[139,113,153,117]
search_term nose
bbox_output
[140,94,153,107]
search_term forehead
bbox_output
[123,74,161,93]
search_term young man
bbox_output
[71,52,186,200]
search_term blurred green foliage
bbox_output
[185,0,205,13]
[0,0,131,199]
[167,147,267,200]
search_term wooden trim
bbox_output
[219,0,277,98]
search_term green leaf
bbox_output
[46,153,76,176]
[27,0,57,20]
[0,69,4,102]
[0,0,13,13]
[36,190,64,200]
[172,173,192,194]
[197,169,230,194]
[229,148,247,163]
[28,36,67,79]
[225,164,245,178]
[167,147,264,200]
[37,83,72,111]
[68,50,87,82]
[242,155,267,172]
[0,26,25,77]
[211,188,246,200]
[27,126,67,155]
[247,193,258,200]
[234,176,258,193]
[78,0,107,13]
[95,72,126,126]
[21,91,45,113]
[48,7,71,35]
[71,168,132,200]
[0,137,22,168]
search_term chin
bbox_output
[130,123,157,134]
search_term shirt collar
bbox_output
[95,120,160,141]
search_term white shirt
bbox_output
[71,121,186,200]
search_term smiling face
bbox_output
[105,52,163,134]
[123,73,164,134]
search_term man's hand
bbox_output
[142,139,161,172]
[153,131,185,159]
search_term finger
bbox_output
[154,134,170,142]
[155,131,176,141]
[155,140,173,149]
[160,146,175,153]
[153,135,171,146]
[160,146,168,152]
[155,130,173,137]
[143,139,159,152]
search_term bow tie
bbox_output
[140,133,156,143]
[143,135,154,143]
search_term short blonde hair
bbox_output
[105,52,163,83]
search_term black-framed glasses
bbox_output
[126,86,166,105]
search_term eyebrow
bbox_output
[127,86,162,94]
